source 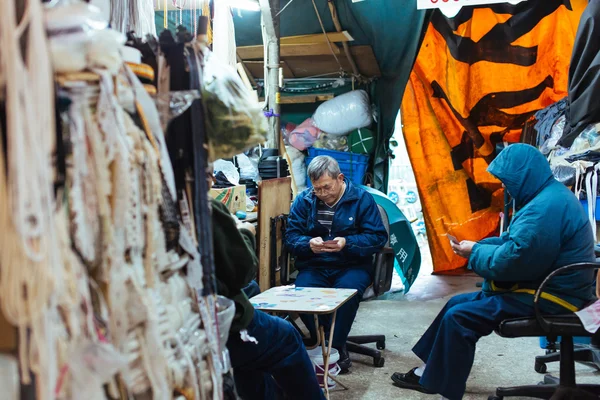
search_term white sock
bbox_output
[414,363,426,377]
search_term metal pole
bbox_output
[259,0,281,150]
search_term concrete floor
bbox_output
[331,247,600,400]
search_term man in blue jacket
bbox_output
[392,144,596,400]
[285,155,388,372]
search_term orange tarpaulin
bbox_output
[401,1,587,274]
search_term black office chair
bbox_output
[346,204,395,368]
[279,205,396,368]
[534,252,600,375]
[490,263,600,400]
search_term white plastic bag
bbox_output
[236,153,260,182]
[213,159,240,186]
[312,90,373,136]
[202,51,268,161]
[286,146,307,190]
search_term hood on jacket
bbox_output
[487,144,554,207]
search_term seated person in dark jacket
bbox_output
[285,155,388,372]
[210,181,324,399]
[391,144,596,400]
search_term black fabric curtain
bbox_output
[560,0,600,147]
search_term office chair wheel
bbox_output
[373,356,385,368]
[535,361,547,374]
[376,340,385,350]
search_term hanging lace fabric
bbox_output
[111,0,157,37]
[0,1,64,398]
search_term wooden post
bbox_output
[259,0,281,149]
[327,0,360,78]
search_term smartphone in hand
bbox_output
[447,234,459,245]
[323,240,339,245]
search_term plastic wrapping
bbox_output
[348,128,375,154]
[202,51,268,161]
[213,160,240,186]
[236,153,260,182]
[569,123,600,154]
[44,0,123,74]
[288,118,321,151]
[281,121,297,146]
[312,90,373,136]
[313,132,348,152]
[286,146,307,190]
[540,115,566,155]
[551,164,577,186]
[154,90,201,133]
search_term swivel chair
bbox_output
[490,263,600,400]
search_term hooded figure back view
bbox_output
[470,143,596,312]
[391,144,597,400]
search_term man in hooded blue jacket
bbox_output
[392,144,596,400]
[286,155,388,372]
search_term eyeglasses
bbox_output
[312,181,339,195]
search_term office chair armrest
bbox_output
[534,262,600,333]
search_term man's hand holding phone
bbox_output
[309,237,346,253]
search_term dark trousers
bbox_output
[227,309,325,400]
[294,268,372,349]
[413,291,534,400]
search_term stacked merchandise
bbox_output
[0,1,266,399]
[280,90,375,190]
[533,0,600,243]
[258,149,290,180]
[535,102,600,241]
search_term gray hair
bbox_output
[307,156,341,181]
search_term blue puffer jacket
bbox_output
[285,179,388,272]
[469,144,596,312]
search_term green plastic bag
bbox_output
[348,128,374,154]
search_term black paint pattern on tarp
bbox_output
[431,0,572,66]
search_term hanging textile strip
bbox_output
[0,0,63,397]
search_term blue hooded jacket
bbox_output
[285,179,388,272]
[469,144,596,312]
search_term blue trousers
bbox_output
[227,309,325,400]
[413,291,534,400]
[294,268,372,349]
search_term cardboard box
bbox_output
[209,185,247,213]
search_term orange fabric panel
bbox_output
[401,1,587,273]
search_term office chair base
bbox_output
[490,383,600,400]
[346,335,385,368]
[535,345,600,374]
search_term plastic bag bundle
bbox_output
[348,128,375,154]
[44,0,125,74]
[281,121,297,146]
[286,146,307,190]
[313,133,348,152]
[312,90,372,136]
[236,153,260,182]
[540,115,567,155]
[288,118,321,151]
[202,51,268,162]
[213,160,240,186]
[570,123,600,153]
